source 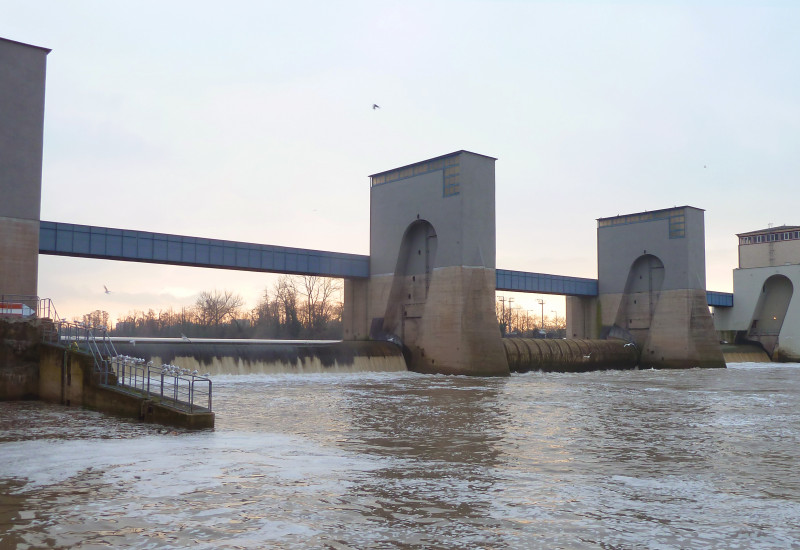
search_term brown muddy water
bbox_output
[1,362,799,549]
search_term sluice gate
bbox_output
[503,338,639,373]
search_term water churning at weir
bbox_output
[110,339,407,376]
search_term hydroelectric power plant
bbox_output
[3,22,800,549]
[1,34,796,424]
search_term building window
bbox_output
[756,235,763,243]
[784,232,791,240]
[741,236,750,244]
[442,157,460,198]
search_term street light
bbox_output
[536,298,545,330]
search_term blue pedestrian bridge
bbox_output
[39,221,732,306]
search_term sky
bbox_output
[4,0,800,325]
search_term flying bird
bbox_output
[372,104,380,110]
[103,285,111,294]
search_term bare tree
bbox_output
[82,310,110,331]
[298,276,342,332]
[250,288,280,337]
[194,289,245,327]
[273,276,302,337]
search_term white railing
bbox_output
[109,355,212,412]
[0,294,212,413]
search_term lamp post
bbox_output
[537,299,545,331]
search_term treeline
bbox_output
[495,299,567,338]
[79,275,343,340]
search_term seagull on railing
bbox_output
[181,333,191,343]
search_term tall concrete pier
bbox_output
[568,206,725,369]
[0,38,49,297]
[343,151,509,376]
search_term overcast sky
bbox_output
[5,1,799,324]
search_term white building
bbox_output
[715,225,800,361]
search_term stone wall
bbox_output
[0,317,41,399]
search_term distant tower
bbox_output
[0,38,50,296]
[570,206,725,368]
[343,151,509,376]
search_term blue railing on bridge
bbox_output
[495,269,734,307]
[495,269,598,296]
[39,221,733,306]
[39,221,370,279]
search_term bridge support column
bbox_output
[0,38,49,297]
[566,296,599,339]
[342,278,369,340]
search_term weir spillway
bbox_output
[110,337,646,376]
[109,338,407,375]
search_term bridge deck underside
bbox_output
[39,221,732,306]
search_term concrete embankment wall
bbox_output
[0,318,43,399]
[37,344,214,429]
[110,340,407,375]
[1,319,213,429]
[503,338,639,373]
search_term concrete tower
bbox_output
[0,38,50,297]
[343,151,509,376]
[593,206,724,368]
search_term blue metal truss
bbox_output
[39,221,733,306]
[39,221,370,279]
[495,269,598,297]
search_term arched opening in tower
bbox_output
[381,220,438,345]
[613,254,665,343]
[747,274,793,357]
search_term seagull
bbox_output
[583,353,592,359]
[181,333,191,343]
[129,339,136,346]
[372,104,380,110]
[103,285,111,294]
[624,342,637,349]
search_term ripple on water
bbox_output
[1,363,799,548]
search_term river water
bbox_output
[1,363,799,549]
